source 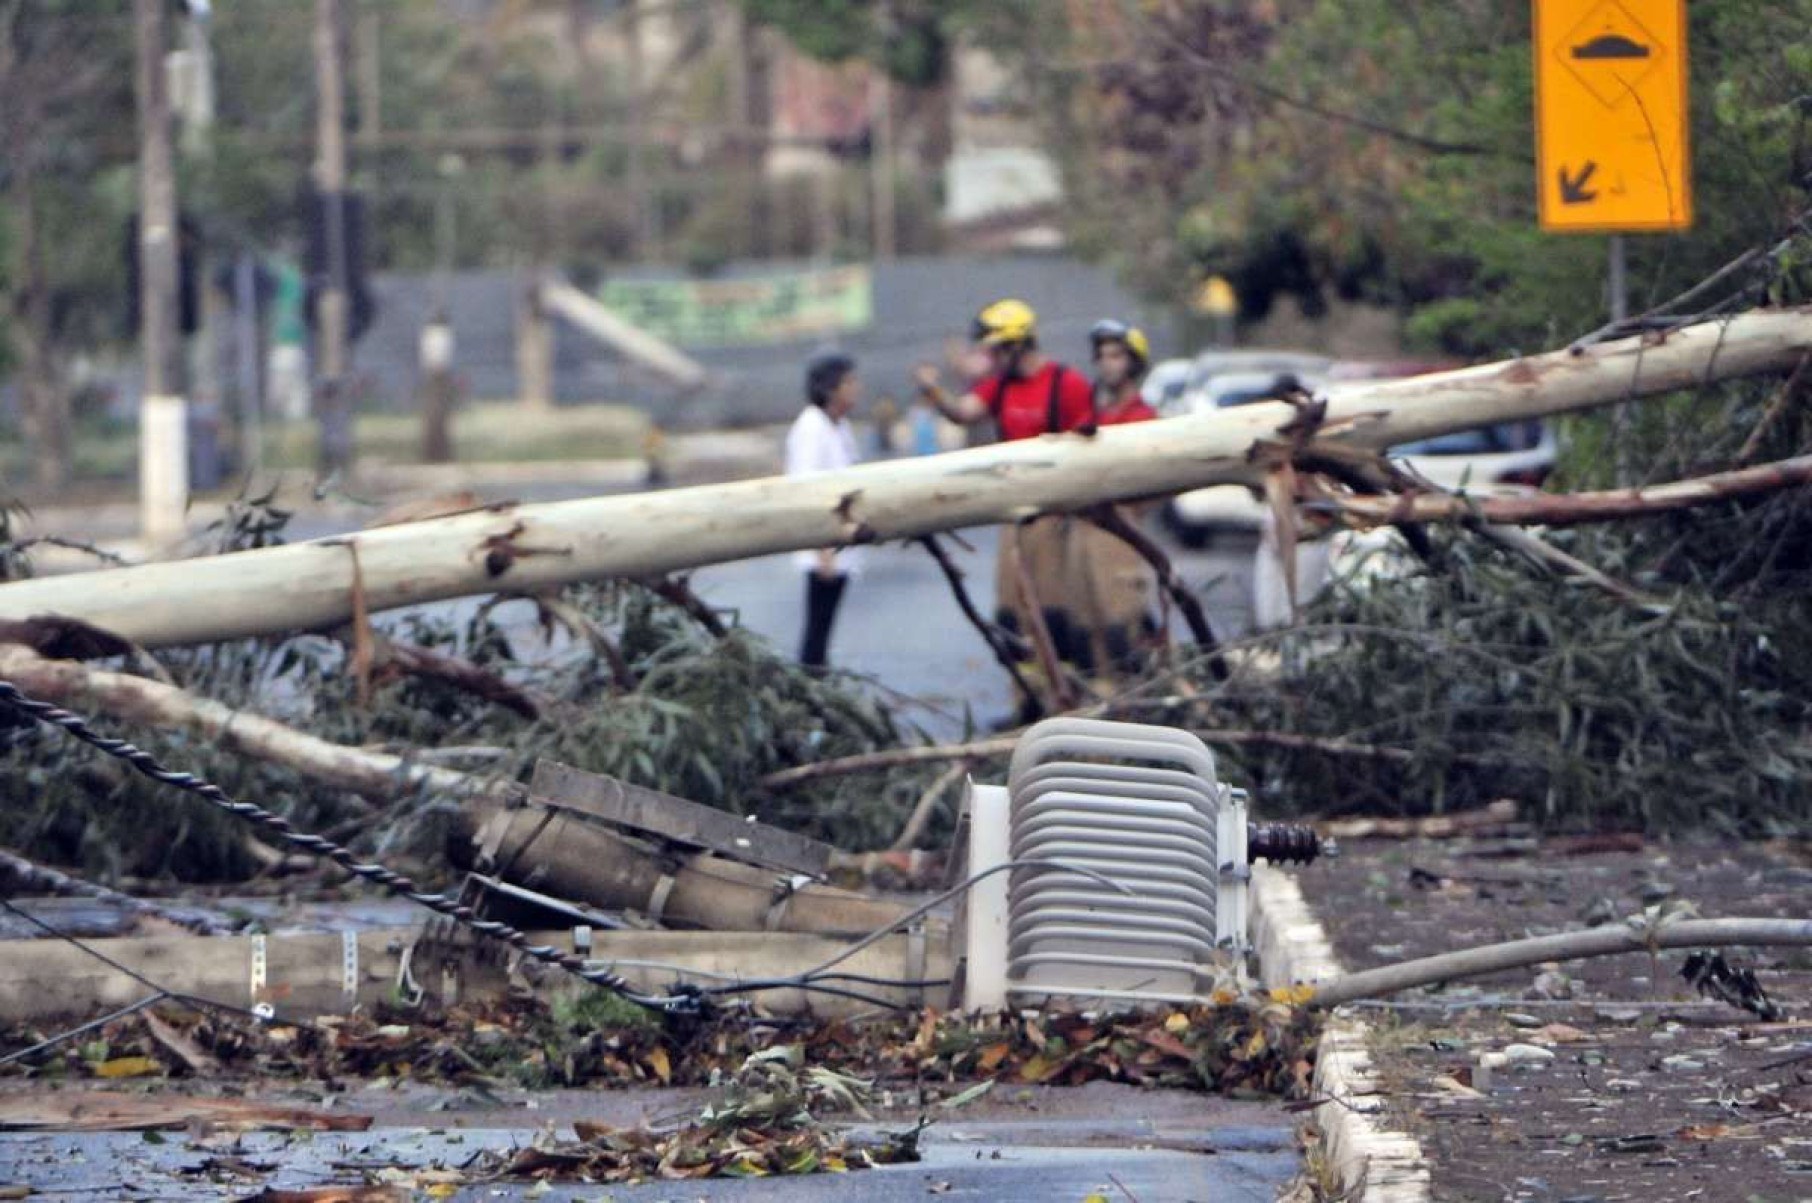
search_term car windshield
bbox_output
[1394,422,1544,455]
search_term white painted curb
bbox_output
[1252,865,1432,1202]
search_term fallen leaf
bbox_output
[1675,1123,1739,1141]
[645,1047,672,1085]
[1139,1030,1195,1062]
[235,1189,408,1203]
[975,1043,1011,1074]
[143,1011,221,1076]
[1534,1023,1590,1045]
[1428,1074,1485,1099]
[939,1080,995,1110]
[94,1057,162,1079]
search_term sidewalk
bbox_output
[10,427,786,570]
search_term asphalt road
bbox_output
[686,524,1259,739]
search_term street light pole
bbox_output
[134,0,189,546]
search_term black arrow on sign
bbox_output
[1558,161,1599,204]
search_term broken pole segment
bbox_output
[530,759,834,879]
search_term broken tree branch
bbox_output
[370,635,551,720]
[1082,502,1226,674]
[1322,452,1812,528]
[531,594,637,692]
[758,726,1521,791]
[914,534,1042,704]
[0,643,485,804]
[7,308,1808,649]
[1310,917,1812,1008]
[890,762,967,852]
[1734,352,1812,465]
[1005,520,1075,712]
[640,575,729,639]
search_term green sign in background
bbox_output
[598,265,874,348]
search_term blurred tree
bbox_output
[1046,0,1812,359]
[1,0,134,490]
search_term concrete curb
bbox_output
[1252,865,1432,1202]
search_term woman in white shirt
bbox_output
[785,352,864,671]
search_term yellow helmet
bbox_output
[1089,319,1150,371]
[972,298,1038,347]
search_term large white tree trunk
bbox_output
[1,308,1808,650]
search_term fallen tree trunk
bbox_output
[3,308,1807,650]
[1326,452,1812,528]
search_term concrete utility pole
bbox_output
[313,0,353,473]
[135,0,189,545]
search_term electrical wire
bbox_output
[0,679,970,1018]
[701,858,1131,1001]
[0,680,693,1016]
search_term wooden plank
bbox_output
[529,759,833,879]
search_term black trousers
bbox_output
[800,572,849,669]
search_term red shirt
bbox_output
[1098,394,1158,426]
[973,362,1096,441]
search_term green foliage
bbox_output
[1047,0,1812,357]
[0,532,936,883]
[1147,358,1812,836]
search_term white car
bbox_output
[1140,358,1193,412]
[1167,351,1333,419]
[1164,369,1323,547]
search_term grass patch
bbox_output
[262,402,648,468]
[0,403,648,485]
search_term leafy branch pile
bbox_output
[0,499,936,882]
[1141,368,1812,836]
[1,991,1320,1102]
[479,1046,921,1185]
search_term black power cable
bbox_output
[0,680,697,1016]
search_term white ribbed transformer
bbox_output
[963,717,1251,1010]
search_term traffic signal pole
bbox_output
[134,0,189,545]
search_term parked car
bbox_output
[1140,358,1193,412]
[1163,369,1323,547]
[1167,350,1333,419]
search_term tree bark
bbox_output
[1327,452,1812,528]
[0,643,477,804]
[1,308,1809,650]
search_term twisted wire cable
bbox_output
[0,680,697,1015]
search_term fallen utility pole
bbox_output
[0,645,923,939]
[0,927,942,1025]
[0,308,1808,650]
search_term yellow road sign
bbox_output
[1534,0,1691,232]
